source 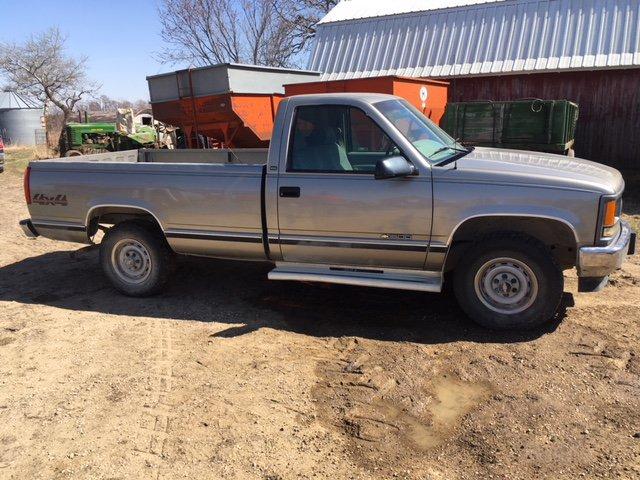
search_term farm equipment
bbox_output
[147,64,450,149]
[440,99,579,156]
[147,63,321,148]
[61,109,175,156]
[284,76,449,126]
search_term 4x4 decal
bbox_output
[32,194,68,206]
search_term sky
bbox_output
[0,0,188,100]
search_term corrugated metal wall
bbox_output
[310,0,640,80]
[0,108,43,146]
[448,68,640,169]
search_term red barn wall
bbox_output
[447,69,640,169]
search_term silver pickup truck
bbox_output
[20,93,635,330]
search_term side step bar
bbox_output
[268,262,442,292]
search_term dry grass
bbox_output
[3,145,54,173]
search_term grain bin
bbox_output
[147,63,320,148]
[0,92,44,146]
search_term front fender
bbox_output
[431,182,598,248]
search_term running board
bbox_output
[268,262,442,292]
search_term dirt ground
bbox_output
[1,151,639,480]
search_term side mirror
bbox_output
[374,156,417,180]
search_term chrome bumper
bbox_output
[577,220,635,278]
[19,219,39,238]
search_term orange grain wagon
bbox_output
[284,76,449,125]
[148,64,449,149]
[147,64,320,148]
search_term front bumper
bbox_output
[19,219,39,238]
[577,220,635,278]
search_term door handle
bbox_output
[279,186,301,198]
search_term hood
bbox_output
[445,147,624,195]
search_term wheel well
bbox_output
[444,216,578,272]
[87,206,163,238]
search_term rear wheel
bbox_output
[453,234,563,330]
[100,222,174,296]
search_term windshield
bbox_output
[374,99,468,164]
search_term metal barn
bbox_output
[309,0,640,168]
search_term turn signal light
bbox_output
[603,199,617,228]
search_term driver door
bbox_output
[276,104,432,269]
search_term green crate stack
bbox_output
[440,99,578,155]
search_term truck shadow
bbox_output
[0,247,569,344]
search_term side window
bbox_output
[289,105,350,173]
[288,105,400,173]
[346,107,400,172]
[348,108,392,153]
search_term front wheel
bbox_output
[100,222,174,296]
[453,234,563,330]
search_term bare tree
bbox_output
[272,0,337,57]
[99,94,119,112]
[76,95,150,116]
[157,0,312,67]
[0,27,99,152]
[133,99,151,113]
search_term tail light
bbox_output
[24,166,31,205]
[0,137,4,150]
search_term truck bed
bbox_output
[27,150,268,260]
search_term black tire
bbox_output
[452,233,563,330]
[100,221,174,296]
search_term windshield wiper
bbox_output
[433,146,474,166]
[447,144,469,153]
[428,144,469,159]
[428,146,452,158]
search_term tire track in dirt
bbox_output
[131,320,179,479]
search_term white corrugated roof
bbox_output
[309,0,640,79]
[318,0,503,24]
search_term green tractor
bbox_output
[61,122,160,157]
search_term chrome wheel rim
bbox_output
[474,257,538,314]
[111,239,152,284]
